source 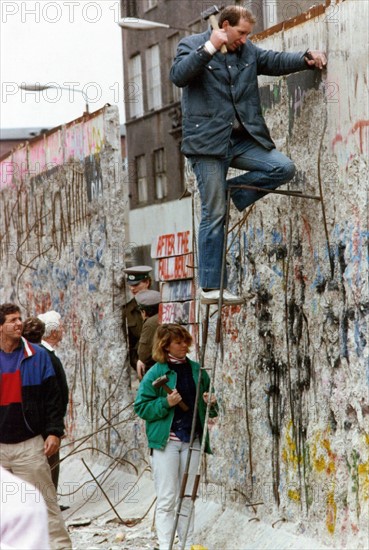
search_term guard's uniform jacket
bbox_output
[123,298,143,369]
[170,30,311,157]
[138,313,159,370]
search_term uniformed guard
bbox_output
[135,290,161,380]
[122,265,152,372]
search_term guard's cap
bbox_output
[136,290,161,308]
[123,265,152,285]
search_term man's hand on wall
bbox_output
[305,50,327,69]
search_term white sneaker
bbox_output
[200,289,244,305]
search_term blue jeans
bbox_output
[190,133,296,289]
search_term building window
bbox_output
[128,54,144,118]
[189,20,203,34]
[136,155,148,203]
[154,148,167,200]
[167,34,181,103]
[146,44,162,111]
[144,0,157,11]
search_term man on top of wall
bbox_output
[170,5,326,305]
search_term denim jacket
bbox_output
[170,30,311,157]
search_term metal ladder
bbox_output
[168,301,215,550]
[167,181,326,550]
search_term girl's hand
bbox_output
[167,389,182,407]
[203,392,217,405]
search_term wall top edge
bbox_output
[251,0,332,42]
[0,104,114,163]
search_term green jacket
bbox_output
[134,359,217,453]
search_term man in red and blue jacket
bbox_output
[0,302,71,549]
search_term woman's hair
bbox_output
[22,317,45,343]
[218,6,256,27]
[152,324,193,363]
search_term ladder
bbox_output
[168,302,214,550]
[167,180,327,550]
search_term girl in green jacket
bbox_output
[134,323,217,550]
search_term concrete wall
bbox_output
[0,106,131,457]
[199,1,369,547]
[1,2,368,546]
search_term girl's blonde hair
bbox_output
[152,324,192,363]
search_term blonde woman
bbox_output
[134,324,217,550]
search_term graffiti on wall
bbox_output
[0,107,128,454]
[212,194,369,541]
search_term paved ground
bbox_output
[60,460,337,550]
[68,511,159,549]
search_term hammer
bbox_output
[202,5,227,55]
[152,375,189,412]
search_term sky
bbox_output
[0,0,125,130]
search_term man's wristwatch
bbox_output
[196,41,217,56]
[196,44,209,57]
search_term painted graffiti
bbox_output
[152,230,192,259]
[155,253,194,281]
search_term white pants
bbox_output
[152,438,200,550]
[0,435,72,550]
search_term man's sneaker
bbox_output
[200,289,244,305]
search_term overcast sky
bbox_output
[0,0,125,130]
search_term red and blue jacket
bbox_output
[0,337,65,443]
